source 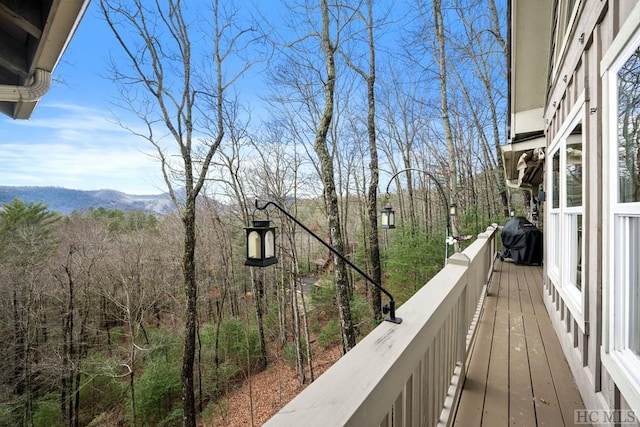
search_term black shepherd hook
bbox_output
[254,199,401,324]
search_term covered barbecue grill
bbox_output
[500,217,543,265]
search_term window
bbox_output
[617,46,640,205]
[546,107,584,322]
[549,149,561,277]
[565,0,578,28]
[552,150,561,209]
[615,216,640,356]
[612,44,640,358]
[602,23,640,413]
[565,128,583,292]
[552,0,582,75]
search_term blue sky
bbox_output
[0,1,416,196]
[1,3,169,195]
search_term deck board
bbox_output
[523,313,565,426]
[509,313,537,426]
[535,305,585,426]
[453,260,585,427]
[482,309,511,426]
[453,258,504,426]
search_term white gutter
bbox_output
[0,69,51,102]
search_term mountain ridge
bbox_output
[0,186,176,215]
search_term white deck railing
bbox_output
[265,224,499,427]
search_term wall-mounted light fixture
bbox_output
[245,199,402,324]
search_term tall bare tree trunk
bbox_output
[100,1,256,423]
[341,0,382,320]
[364,0,382,321]
[290,259,305,385]
[433,0,458,248]
[316,0,356,352]
[488,0,510,216]
[250,273,268,371]
[181,196,198,427]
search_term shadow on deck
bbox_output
[454,260,585,426]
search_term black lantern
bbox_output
[449,202,457,218]
[380,206,396,229]
[245,219,277,267]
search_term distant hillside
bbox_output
[0,186,177,215]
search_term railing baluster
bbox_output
[429,341,436,427]
[459,286,468,364]
[403,374,412,427]
[438,332,445,427]
[411,366,420,426]
[394,390,404,426]
[379,411,389,427]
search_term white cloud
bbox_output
[1,104,168,195]
[1,141,165,194]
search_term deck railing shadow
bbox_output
[265,224,500,427]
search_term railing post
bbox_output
[477,224,499,290]
[448,253,470,365]
[490,223,499,259]
[446,253,470,267]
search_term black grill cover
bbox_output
[501,217,543,265]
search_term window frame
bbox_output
[546,96,586,329]
[548,147,561,280]
[551,0,583,77]
[601,9,640,414]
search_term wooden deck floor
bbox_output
[453,260,585,427]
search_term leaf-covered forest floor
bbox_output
[206,344,343,426]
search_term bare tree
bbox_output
[377,76,430,230]
[100,230,162,427]
[338,0,385,320]
[430,0,459,245]
[313,0,356,352]
[451,0,509,217]
[99,1,257,424]
[268,0,357,352]
[53,217,108,427]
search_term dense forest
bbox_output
[0,0,528,425]
[0,187,177,216]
